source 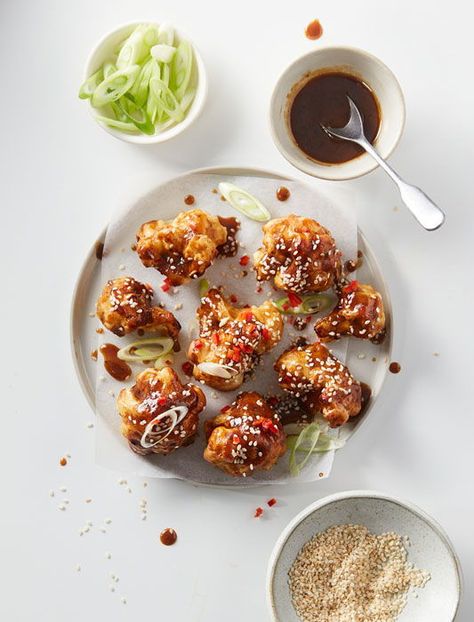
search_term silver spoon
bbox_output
[322,96,445,231]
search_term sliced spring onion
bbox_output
[150,77,184,122]
[157,22,175,46]
[199,279,210,297]
[103,62,117,79]
[274,293,334,315]
[170,40,193,100]
[218,182,271,222]
[289,423,321,476]
[154,353,174,369]
[78,68,103,99]
[116,96,155,135]
[95,115,137,132]
[117,337,174,362]
[129,57,155,107]
[288,424,345,476]
[116,24,158,70]
[91,65,140,107]
[197,362,239,379]
[140,405,188,449]
[151,44,176,63]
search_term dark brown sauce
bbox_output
[389,361,401,374]
[95,242,104,260]
[305,19,323,40]
[344,251,363,273]
[289,72,380,164]
[360,382,372,415]
[100,343,132,381]
[137,328,145,336]
[276,186,291,201]
[91,349,98,361]
[184,194,195,205]
[217,216,240,257]
[160,528,177,546]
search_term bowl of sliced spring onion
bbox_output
[79,21,207,143]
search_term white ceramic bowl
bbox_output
[267,491,462,622]
[270,46,406,180]
[82,21,207,144]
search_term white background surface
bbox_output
[1,1,473,620]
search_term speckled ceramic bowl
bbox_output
[267,491,462,622]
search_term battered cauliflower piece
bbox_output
[188,288,283,391]
[96,277,181,349]
[117,367,206,456]
[274,341,362,427]
[135,209,239,285]
[253,214,342,294]
[315,280,386,344]
[204,392,286,477]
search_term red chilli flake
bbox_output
[181,362,194,376]
[287,292,303,307]
[262,327,270,341]
[254,507,264,518]
[344,280,359,293]
[239,255,250,266]
[232,434,240,444]
[158,396,167,406]
[267,498,277,507]
[244,311,254,322]
[230,294,238,304]
[194,340,203,350]
[161,278,171,292]
[212,333,220,345]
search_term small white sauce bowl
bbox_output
[267,491,462,622]
[270,46,406,180]
[82,21,207,144]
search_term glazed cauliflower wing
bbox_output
[188,288,283,391]
[136,209,238,285]
[274,341,361,427]
[253,214,342,294]
[117,367,206,456]
[315,280,386,344]
[96,277,181,349]
[204,391,286,477]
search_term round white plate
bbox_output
[71,166,393,482]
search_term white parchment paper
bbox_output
[95,173,357,485]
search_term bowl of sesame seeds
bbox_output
[267,490,462,622]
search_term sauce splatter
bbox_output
[389,362,401,374]
[60,457,67,466]
[95,242,104,260]
[217,216,240,257]
[91,349,98,361]
[96,328,104,334]
[344,250,363,273]
[100,343,132,381]
[305,19,323,40]
[276,186,291,201]
[160,528,177,546]
[360,382,372,414]
[184,194,195,205]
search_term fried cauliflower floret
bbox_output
[96,277,181,349]
[117,367,206,456]
[274,341,361,427]
[204,392,286,477]
[253,214,342,294]
[188,288,283,391]
[136,209,239,285]
[315,280,386,344]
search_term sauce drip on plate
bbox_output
[344,250,364,274]
[289,72,380,164]
[305,19,323,40]
[276,186,291,201]
[389,361,401,374]
[160,528,177,546]
[217,216,239,257]
[184,194,195,205]
[100,343,132,381]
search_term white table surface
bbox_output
[1,1,473,620]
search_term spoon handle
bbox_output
[361,139,445,231]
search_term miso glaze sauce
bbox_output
[289,72,380,164]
